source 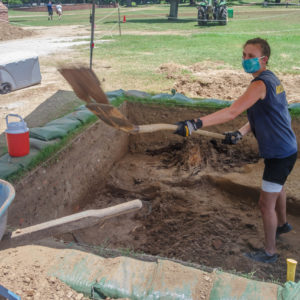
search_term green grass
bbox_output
[7,5,300,97]
[93,33,300,74]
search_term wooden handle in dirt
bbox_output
[135,124,224,139]
[0,200,142,249]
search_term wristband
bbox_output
[195,119,203,129]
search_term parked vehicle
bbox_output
[197,0,228,26]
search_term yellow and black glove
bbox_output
[175,119,203,137]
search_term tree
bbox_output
[168,0,179,19]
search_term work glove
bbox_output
[222,130,243,145]
[175,119,203,137]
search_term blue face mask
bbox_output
[242,56,264,73]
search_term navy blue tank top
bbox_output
[247,70,297,158]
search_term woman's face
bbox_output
[243,43,263,60]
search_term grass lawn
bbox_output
[8,4,300,94]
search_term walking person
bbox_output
[175,37,298,263]
[56,2,63,20]
[47,0,53,21]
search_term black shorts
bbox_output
[263,152,297,185]
[48,10,53,16]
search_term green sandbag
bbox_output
[45,117,81,132]
[288,103,300,113]
[171,93,194,104]
[50,252,213,300]
[278,281,300,300]
[0,149,40,168]
[198,99,233,107]
[0,162,21,179]
[30,138,60,150]
[125,90,151,99]
[151,93,173,101]
[106,89,125,102]
[209,270,278,300]
[68,110,95,123]
[30,126,67,141]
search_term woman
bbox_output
[175,37,298,263]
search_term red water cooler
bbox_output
[5,114,30,157]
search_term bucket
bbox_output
[228,8,233,18]
[0,179,15,240]
[5,114,30,157]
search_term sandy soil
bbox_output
[1,24,300,298]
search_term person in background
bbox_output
[175,37,298,264]
[56,2,63,20]
[47,1,53,21]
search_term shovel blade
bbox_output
[59,67,109,104]
[86,103,135,132]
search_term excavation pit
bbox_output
[8,102,300,283]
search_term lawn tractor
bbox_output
[197,0,228,26]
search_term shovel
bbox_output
[0,199,142,249]
[86,103,225,139]
[59,67,109,104]
[59,67,224,139]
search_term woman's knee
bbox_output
[259,191,278,214]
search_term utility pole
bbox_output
[90,0,96,70]
[118,4,121,36]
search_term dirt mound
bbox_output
[158,62,300,101]
[0,22,34,41]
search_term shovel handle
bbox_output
[0,200,142,249]
[136,124,224,139]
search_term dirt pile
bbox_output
[0,245,131,300]
[0,22,34,41]
[158,62,300,101]
[0,246,90,300]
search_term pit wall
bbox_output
[6,105,129,227]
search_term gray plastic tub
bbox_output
[0,179,15,240]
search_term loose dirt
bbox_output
[158,62,300,102]
[0,22,34,41]
[1,23,300,299]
